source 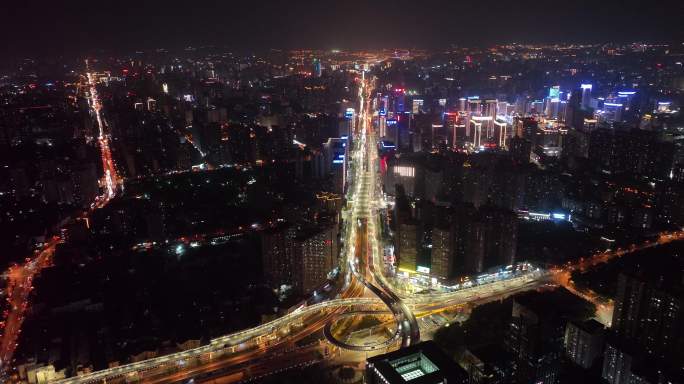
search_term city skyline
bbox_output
[0,7,682,383]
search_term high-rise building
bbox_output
[393,88,406,114]
[385,162,418,197]
[520,117,539,145]
[444,113,459,149]
[261,224,297,290]
[564,319,605,369]
[588,128,674,179]
[601,254,684,384]
[549,85,561,100]
[469,117,493,148]
[430,225,453,280]
[479,205,517,270]
[483,99,498,119]
[323,137,348,193]
[600,102,624,124]
[194,121,222,163]
[453,204,485,275]
[397,221,418,273]
[506,290,585,384]
[468,98,482,115]
[261,222,338,295]
[611,272,684,360]
[447,203,516,276]
[561,127,590,168]
[529,100,544,114]
[602,342,635,384]
[462,344,515,384]
[545,97,561,119]
[458,97,467,112]
[412,99,424,115]
[312,58,322,77]
[294,225,338,294]
[509,136,532,164]
[497,100,511,116]
[581,84,593,110]
[493,119,508,148]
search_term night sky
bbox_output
[2,0,683,56]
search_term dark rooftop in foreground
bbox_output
[572,318,605,334]
[513,287,595,321]
[366,341,468,384]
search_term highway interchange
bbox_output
[44,72,545,384]
[8,70,683,384]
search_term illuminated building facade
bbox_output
[564,319,604,369]
[397,222,419,273]
[430,226,453,280]
[295,225,338,294]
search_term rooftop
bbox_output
[366,341,467,383]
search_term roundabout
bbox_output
[323,310,399,351]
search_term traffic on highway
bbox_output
[11,68,679,384]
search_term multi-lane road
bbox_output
[326,77,419,351]
[0,64,123,376]
[86,65,122,201]
[10,70,684,384]
[47,72,533,384]
[0,237,60,372]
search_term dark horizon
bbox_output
[2,0,683,59]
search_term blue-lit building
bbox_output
[323,137,348,193]
[312,58,322,77]
[599,102,624,124]
[581,84,593,110]
[393,88,406,114]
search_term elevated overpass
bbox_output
[53,297,382,384]
[330,77,420,351]
[49,72,553,384]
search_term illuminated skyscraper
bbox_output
[468,97,482,115]
[444,113,459,149]
[611,271,684,360]
[601,102,624,123]
[261,224,297,290]
[602,260,684,384]
[312,58,322,77]
[397,221,418,273]
[379,115,387,138]
[529,100,544,114]
[483,99,498,119]
[294,225,338,293]
[412,99,424,114]
[549,85,561,99]
[493,119,508,148]
[430,225,453,280]
[393,88,406,114]
[581,84,593,109]
[469,119,483,148]
[458,97,467,112]
[545,98,560,119]
[564,319,604,369]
